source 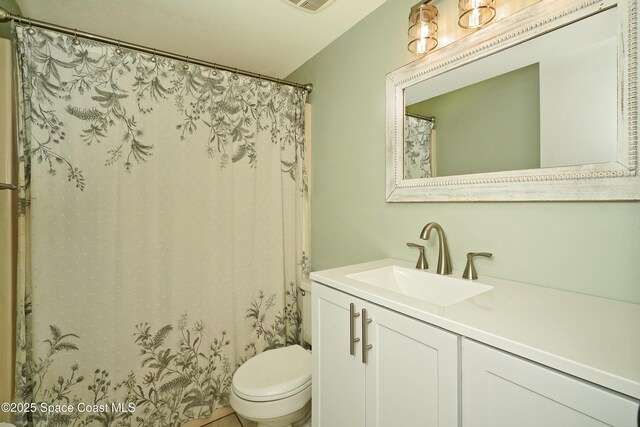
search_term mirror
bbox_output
[404,8,615,178]
[386,0,639,201]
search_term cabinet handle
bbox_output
[349,303,360,356]
[361,308,373,364]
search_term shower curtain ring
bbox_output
[233,68,239,80]
[150,49,157,63]
[115,40,123,56]
[183,56,190,71]
[72,29,80,45]
[26,18,35,35]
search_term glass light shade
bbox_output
[458,0,496,29]
[408,4,438,54]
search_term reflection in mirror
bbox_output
[403,6,617,178]
[404,113,435,179]
[406,64,540,176]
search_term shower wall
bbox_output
[0,3,20,417]
[0,38,16,423]
[0,0,20,39]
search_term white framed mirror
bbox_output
[386,0,639,201]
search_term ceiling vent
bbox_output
[285,0,336,13]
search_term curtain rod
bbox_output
[405,112,435,123]
[0,7,313,94]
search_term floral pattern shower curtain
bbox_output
[12,25,309,427]
[404,115,434,179]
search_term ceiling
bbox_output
[15,0,388,79]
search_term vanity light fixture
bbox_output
[458,0,496,29]
[408,1,438,54]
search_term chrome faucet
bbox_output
[419,222,452,275]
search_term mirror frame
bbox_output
[386,0,639,201]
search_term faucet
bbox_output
[419,222,452,275]
[406,242,428,269]
[462,252,492,280]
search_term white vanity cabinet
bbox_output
[312,282,365,427]
[462,339,639,427]
[311,259,640,427]
[312,282,459,427]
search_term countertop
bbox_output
[310,258,640,400]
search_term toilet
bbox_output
[229,281,313,427]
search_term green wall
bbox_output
[288,0,640,304]
[407,63,540,176]
[0,0,20,40]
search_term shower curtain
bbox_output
[12,24,309,427]
[404,115,434,179]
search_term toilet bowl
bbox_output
[230,281,313,427]
[229,344,312,427]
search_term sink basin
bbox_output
[346,265,493,307]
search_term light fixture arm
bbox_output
[411,0,435,9]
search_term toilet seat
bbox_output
[230,383,311,422]
[232,345,312,402]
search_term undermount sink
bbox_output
[346,265,493,307]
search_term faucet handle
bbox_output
[462,252,492,280]
[407,243,428,270]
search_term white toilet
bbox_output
[229,281,313,427]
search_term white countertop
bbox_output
[310,258,640,400]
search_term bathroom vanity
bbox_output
[310,259,640,427]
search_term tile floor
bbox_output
[203,413,243,427]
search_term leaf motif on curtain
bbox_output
[14,26,308,189]
[14,286,301,427]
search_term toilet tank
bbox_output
[300,279,312,346]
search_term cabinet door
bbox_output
[312,283,365,427]
[462,339,639,427]
[364,303,459,427]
